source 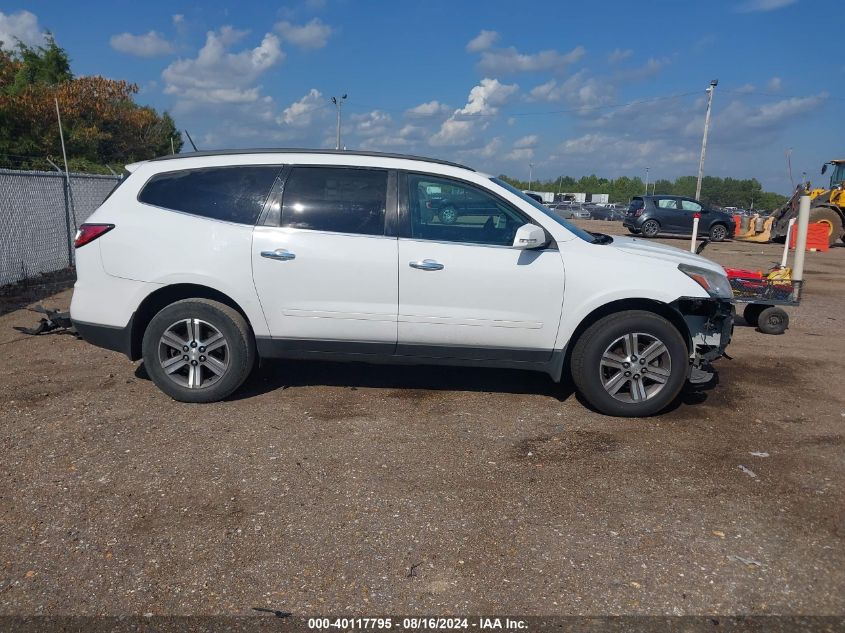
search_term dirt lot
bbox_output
[1,221,843,617]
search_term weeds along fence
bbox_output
[0,168,120,287]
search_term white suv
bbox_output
[70,150,733,416]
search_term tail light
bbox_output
[74,223,114,248]
[632,209,644,217]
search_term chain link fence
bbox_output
[0,168,120,287]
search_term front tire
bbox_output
[641,219,660,238]
[570,310,688,417]
[142,299,255,403]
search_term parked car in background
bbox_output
[624,195,734,241]
[589,205,625,221]
[70,148,732,417]
[548,202,575,219]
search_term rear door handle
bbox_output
[409,259,444,271]
[261,249,296,261]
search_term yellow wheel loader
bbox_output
[771,159,845,246]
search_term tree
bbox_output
[5,35,72,94]
[0,35,181,173]
[498,170,788,209]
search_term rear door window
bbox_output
[656,198,679,209]
[138,165,280,224]
[281,167,387,236]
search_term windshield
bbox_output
[489,177,595,243]
[830,163,845,188]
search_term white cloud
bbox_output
[110,31,175,57]
[736,0,797,12]
[617,57,670,82]
[559,133,697,169]
[735,83,756,94]
[513,134,539,149]
[406,100,450,117]
[0,10,45,49]
[767,76,783,91]
[274,18,332,50]
[478,45,585,75]
[172,14,184,26]
[461,78,519,115]
[506,147,534,161]
[529,71,616,112]
[279,88,326,128]
[351,110,393,137]
[163,27,284,107]
[711,93,827,144]
[466,29,499,53]
[431,78,518,146]
[454,137,506,163]
[608,48,632,64]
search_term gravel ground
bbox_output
[0,222,843,617]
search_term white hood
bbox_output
[609,235,725,275]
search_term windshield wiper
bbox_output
[589,232,613,245]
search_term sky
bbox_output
[1,0,841,192]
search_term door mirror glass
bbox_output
[512,223,547,249]
[821,163,828,175]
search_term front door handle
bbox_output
[409,259,444,271]
[261,249,296,261]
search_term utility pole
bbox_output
[695,79,718,201]
[528,163,535,190]
[331,94,347,150]
[785,147,794,189]
[644,167,649,194]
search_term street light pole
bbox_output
[528,163,535,190]
[695,79,718,201]
[644,167,649,194]
[331,94,347,150]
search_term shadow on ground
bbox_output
[136,358,577,402]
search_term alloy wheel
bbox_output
[158,318,229,389]
[599,332,672,403]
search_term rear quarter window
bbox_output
[138,165,281,224]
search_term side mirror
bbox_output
[821,163,828,175]
[512,223,547,249]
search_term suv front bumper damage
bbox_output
[674,297,734,384]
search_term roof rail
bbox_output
[148,148,475,171]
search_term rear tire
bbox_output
[570,310,688,417]
[709,223,729,242]
[743,304,765,327]
[641,219,660,238]
[757,306,789,335]
[142,299,255,403]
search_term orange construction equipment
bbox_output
[790,222,830,252]
[733,214,742,236]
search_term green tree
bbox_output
[6,35,72,94]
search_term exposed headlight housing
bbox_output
[678,264,733,299]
